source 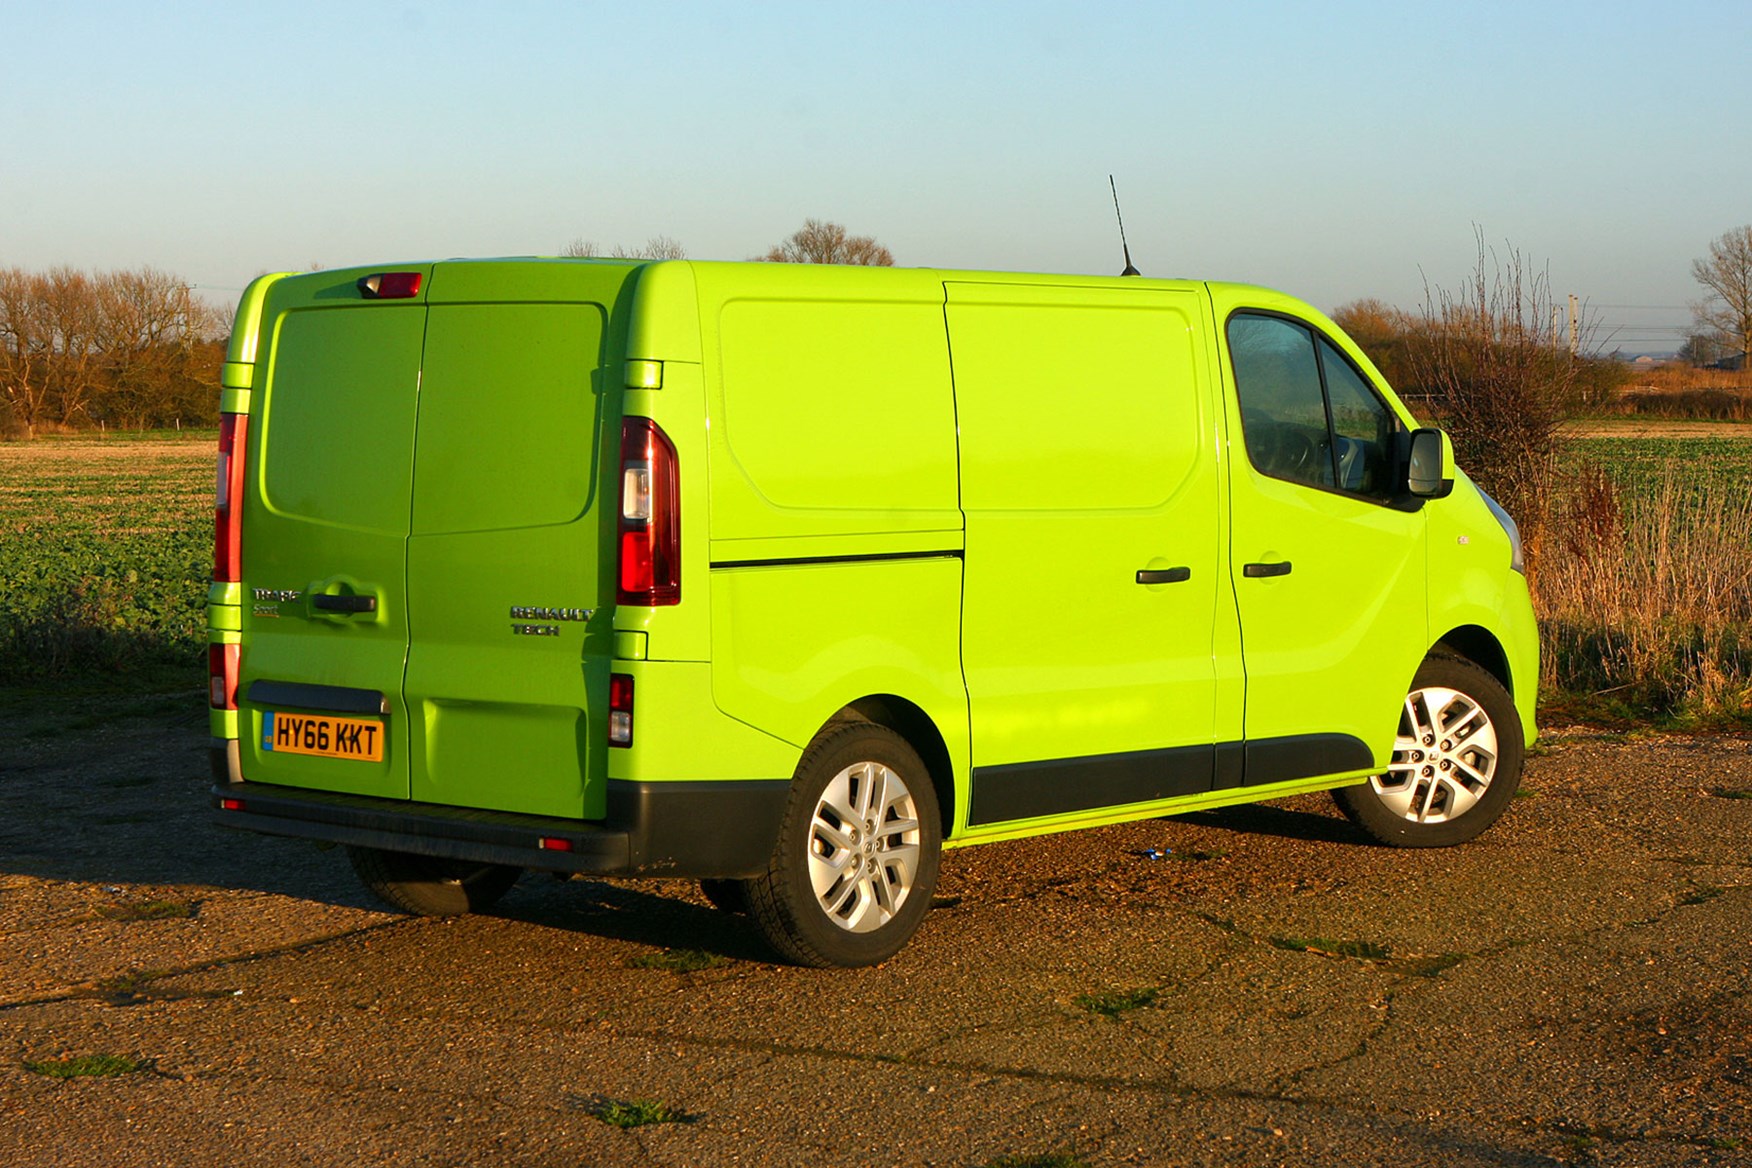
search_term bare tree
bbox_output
[1690,226,1752,369]
[0,268,49,437]
[1407,232,1595,551]
[40,267,102,426]
[759,219,893,266]
[98,268,219,427]
[0,265,225,435]
[1331,298,1418,390]
[561,236,687,260]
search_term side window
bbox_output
[1318,338,1394,496]
[1227,314,1333,488]
[1228,313,1398,500]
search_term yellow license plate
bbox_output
[262,711,384,762]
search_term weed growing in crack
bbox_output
[581,1096,694,1128]
[979,1155,1091,1168]
[91,969,160,1005]
[24,1054,149,1079]
[1073,986,1160,1020]
[1270,936,1392,961]
[625,948,725,973]
[1710,787,1752,800]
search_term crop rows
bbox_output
[0,435,214,684]
[1564,435,1752,501]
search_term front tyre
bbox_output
[745,724,941,968]
[346,846,521,916]
[1333,654,1524,848]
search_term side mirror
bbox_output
[1407,428,1454,498]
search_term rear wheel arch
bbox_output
[831,695,957,839]
[745,720,942,966]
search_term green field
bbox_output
[1565,434,1752,499]
[0,435,213,685]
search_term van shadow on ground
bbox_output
[1169,798,1375,846]
[0,690,1385,960]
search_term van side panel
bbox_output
[693,264,961,553]
[947,283,1226,827]
[709,558,968,757]
[697,267,969,801]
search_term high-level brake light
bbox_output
[356,272,423,299]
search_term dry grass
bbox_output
[1627,363,1751,393]
[1534,464,1752,723]
[1603,364,1752,420]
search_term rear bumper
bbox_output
[210,742,791,878]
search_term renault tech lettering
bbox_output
[208,258,1537,967]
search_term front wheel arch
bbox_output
[1433,625,1513,698]
[1334,652,1525,848]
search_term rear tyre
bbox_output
[745,723,941,968]
[1333,653,1524,848]
[699,878,749,914]
[346,846,522,916]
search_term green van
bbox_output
[208,258,1537,966]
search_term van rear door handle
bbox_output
[1242,561,1292,578]
[311,594,378,614]
[1135,567,1191,585]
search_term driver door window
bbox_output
[1227,313,1396,500]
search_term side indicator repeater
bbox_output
[357,272,423,299]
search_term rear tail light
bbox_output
[608,673,634,747]
[213,412,248,582]
[617,417,680,606]
[208,642,239,710]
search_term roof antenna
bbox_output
[1109,175,1140,276]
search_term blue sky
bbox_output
[2,1,1746,353]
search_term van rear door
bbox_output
[237,268,431,800]
[400,261,630,821]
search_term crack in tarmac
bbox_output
[0,917,406,1012]
[8,899,1742,1160]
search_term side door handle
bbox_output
[311,593,378,614]
[1135,567,1192,585]
[1242,561,1292,579]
